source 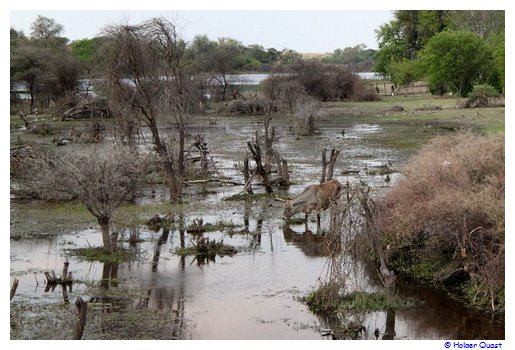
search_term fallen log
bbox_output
[62,102,111,121]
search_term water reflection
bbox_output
[282,224,329,257]
[151,228,170,272]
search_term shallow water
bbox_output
[10,115,504,340]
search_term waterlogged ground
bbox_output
[10,103,505,340]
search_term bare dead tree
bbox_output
[242,157,254,194]
[102,17,194,203]
[261,74,306,115]
[15,146,146,253]
[244,117,290,192]
[270,156,290,186]
[263,116,276,174]
[247,138,273,193]
[261,69,281,118]
[360,188,396,292]
[321,148,341,183]
[187,134,211,177]
[294,99,322,136]
[210,39,239,102]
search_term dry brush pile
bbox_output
[374,131,504,313]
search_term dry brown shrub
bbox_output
[376,131,504,311]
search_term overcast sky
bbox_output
[10,10,394,53]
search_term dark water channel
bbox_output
[10,115,504,340]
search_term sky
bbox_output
[9,10,394,53]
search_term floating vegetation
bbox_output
[284,217,306,225]
[187,218,241,234]
[222,193,275,201]
[145,213,175,231]
[303,288,420,314]
[175,237,237,264]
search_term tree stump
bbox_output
[73,297,88,340]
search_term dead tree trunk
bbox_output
[45,261,74,289]
[98,216,113,253]
[321,148,340,183]
[10,278,19,301]
[191,134,210,176]
[247,140,273,193]
[62,260,71,282]
[360,189,395,292]
[73,297,88,340]
[269,156,290,186]
[243,158,254,194]
[263,117,276,174]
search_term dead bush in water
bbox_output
[373,132,504,313]
[294,99,322,136]
[287,61,380,102]
[176,236,237,265]
[12,145,147,253]
[305,185,368,308]
[227,98,269,115]
[302,183,404,341]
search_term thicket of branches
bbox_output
[101,17,197,203]
[261,62,379,106]
[373,132,504,313]
[12,145,147,252]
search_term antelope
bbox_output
[282,179,342,230]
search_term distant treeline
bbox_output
[10,15,377,109]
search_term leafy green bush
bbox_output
[464,84,500,108]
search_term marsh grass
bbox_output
[175,237,237,265]
[285,217,306,225]
[65,247,137,263]
[303,287,419,314]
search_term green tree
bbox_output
[184,34,217,73]
[210,37,243,100]
[30,15,68,50]
[322,44,376,71]
[389,58,424,86]
[486,32,505,93]
[374,10,451,77]
[10,45,53,109]
[373,18,407,77]
[70,37,102,63]
[417,10,449,45]
[11,16,82,109]
[279,48,302,65]
[10,27,27,49]
[447,10,504,39]
[419,31,491,96]
[265,48,281,64]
